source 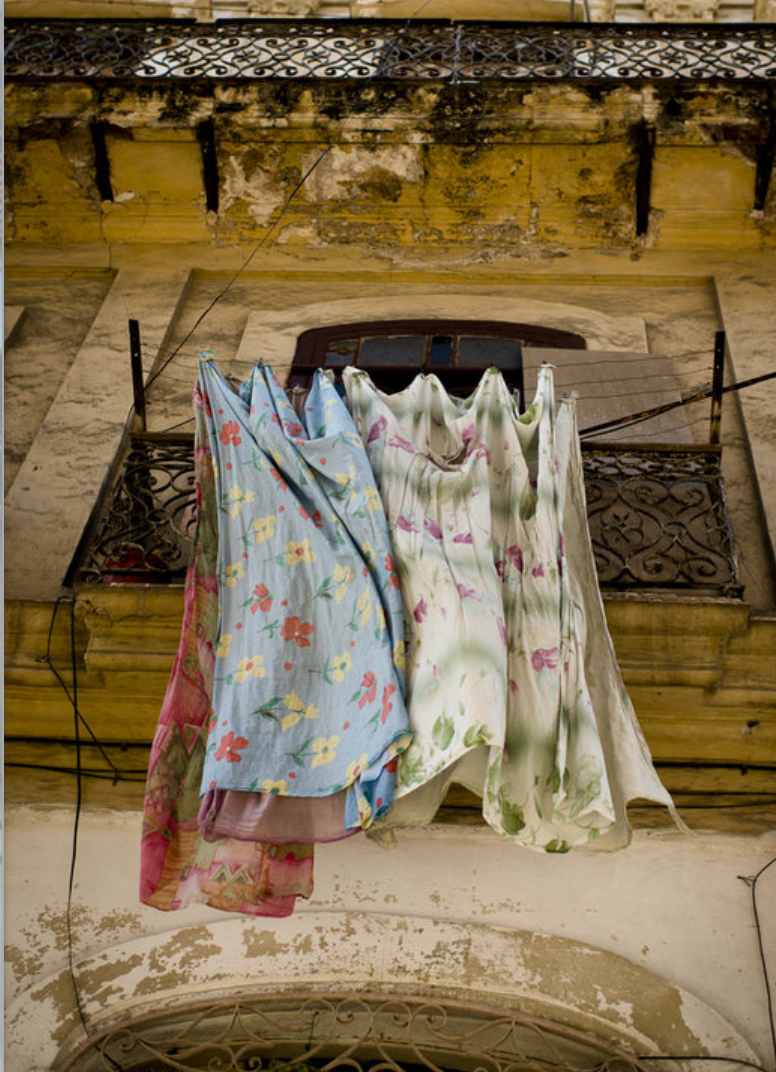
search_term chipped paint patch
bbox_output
[242,929,291,959]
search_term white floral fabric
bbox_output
[345,365,678,851]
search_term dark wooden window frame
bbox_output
[290,318,587,404]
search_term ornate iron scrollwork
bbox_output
[73,435,740,596]
[6,19,776,84]
[58,992,659,1072]
[76,435,197,584]
[583,446,741,596]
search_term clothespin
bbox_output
[200,348,216,362]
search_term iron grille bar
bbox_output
[55,990,663,1072]
[6,18,776,84]
[73,434,741,597]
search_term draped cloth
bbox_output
[140,384,314,914]
[196,358,411,840]
[345,365,681,851]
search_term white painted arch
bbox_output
[7,913,760,1072]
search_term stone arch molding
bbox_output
[6,913,758,1072]
[233,293,648,370]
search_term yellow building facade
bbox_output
[4,8,776,1072]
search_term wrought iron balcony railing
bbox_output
[71,434,741,597]
[6,18,776,84]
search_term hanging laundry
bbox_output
[140,384,314,915]
[345,365,681,851]
[196,358,411,843]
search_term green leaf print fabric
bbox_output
[198,357,411,837]
[344,365,680,852]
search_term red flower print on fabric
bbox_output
[250,583,273,614]
[219,420,242,447]
[358,671,377,709]
[506,545,524,573]
[380,684,396,724]
[269,467,288,491]
[366,415,387,444]
[531,647,559,672]
[385,553,400,589]
[215,731,248,763]
[280,616,315,647]
[299,506,323,527]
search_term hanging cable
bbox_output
[44,597,122,780]
[580,369,776,438]
[144,0,438,394]
[740,856,776,1069]
[65,593,89,1039]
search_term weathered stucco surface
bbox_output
[3,272,114,490]
[5,82,776,252]
[4,806,775,1071]
[5,55,775,1072]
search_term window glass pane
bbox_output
[459,336,522,368]
[360,335,425,367]
[428,335,453,368]
[325,338,358,366]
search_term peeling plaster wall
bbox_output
[4,807,776,1071]
[5,82,776,254]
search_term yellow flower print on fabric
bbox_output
[331,653,352,682]
[392,639,406,670]
[361,540,375,568]
[358,588,371,626]
[234,655,266,683]
[357,795,373,827]
[376,603,386,633]
[281,691,319,731]
[346,753,369,783]
[285,539,316,566]
[364,485,381,512]
[335,465,357,502]
[252,515,276,545]
[311,735,339,768]
[224,562,244,588]
[262,778,288,795]
[387,732,412,759]
[333,563,355,604]
[228,485,254,518]
[215,633,232,658]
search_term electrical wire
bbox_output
[143,0,438,394]
[741,856,776,1069]
[66,593,89,1039]
[6,763,148,780]
[44,597,122,780]
[637,1059,772,1072]
[580,369,776,439]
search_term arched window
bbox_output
[289,318,586,403]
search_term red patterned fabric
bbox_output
[140,385,314,915]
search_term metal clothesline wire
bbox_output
[144,361,715,391]
[151,370,770,439]
[579,368,776,438]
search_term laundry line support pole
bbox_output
[710,330,725,445]
[129,318,146,433]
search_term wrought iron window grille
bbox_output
[55,991,663,1072]
[69,432,741,598]
[6,19,776,84]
